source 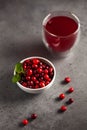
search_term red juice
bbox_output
[44,16,78,52]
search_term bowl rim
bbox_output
[14,56,56,91]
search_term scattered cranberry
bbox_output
[68,98,74,103]
[59,93,65,99]
[65,77,71,83]
[22,119,29,125]
[60,106,67,112]
[68,87,74,93]
[31,113,37,119]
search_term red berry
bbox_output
[26,76,31,81]
[44,74,49,80]
[25,59,30,64]
[27,69,33,76]
[68,87,74,93]
[31,113,37,119]
[59,93,65,99]
[31,76,36,81]
[47,78,51,82]
[65,77,71,83]
[49,67,53,73]
[45,81,50,85]
[35,80,39,85]
[21,82,27,87]
[37,68,43,73]
[46,66,49,69]
[39,81,45,87]
[32,59,40,64]
[22,119,29,125]
[34,85,39,89]
[69,98,74,103]
[44,69,49,74]
[30,81,34,86]
[23,65,27,70]
[60,106,67,112]
[32,64,38,68]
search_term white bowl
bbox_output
[15,56,56,94]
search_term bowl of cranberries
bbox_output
[13,56,56,93]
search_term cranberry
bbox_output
[39,81,45,87]
[68,87,74,93]
[41,72,44,76]
[39,65,43,69]
[21,82,27,87]
[59,93,65,99]
[31,113,37,119]
[47,78,51,82]
[60,106,67,112]
[25,59,30,64]
[31,76,36,81]
[37,68,43,73]
[45,81,50,85]
[44,74,49,80]
[65,77,71,83]
[35,74,40,78]
[44,69,49,74]
[23,64,27,70]
[68,98,74,103]
[30,81,34,86]
[22,119,29,125]
[46,66,49,69]
[34,85,39,89]
[32,64,38,68]
[26,76,31,81]
[35,80,39,85]
[39,77,44,81]
[49,72,54,78]
[32,59,40,64]
[49,67,53,73]
[27,69,33,76]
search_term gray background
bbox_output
[0,0,87,130]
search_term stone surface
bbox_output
[0,0,87,130]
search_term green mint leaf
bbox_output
[12,74,21,83]
[15,62,24,73]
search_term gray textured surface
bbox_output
[0,0,87,130]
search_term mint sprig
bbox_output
[14,63,24,73]
[12,62,24,83]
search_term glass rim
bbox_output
[42,11,80,38]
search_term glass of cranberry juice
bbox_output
[42,11,80,57]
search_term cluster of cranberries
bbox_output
[22,113,37,125]
[59,77,74,112]
[19,58,54,89]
